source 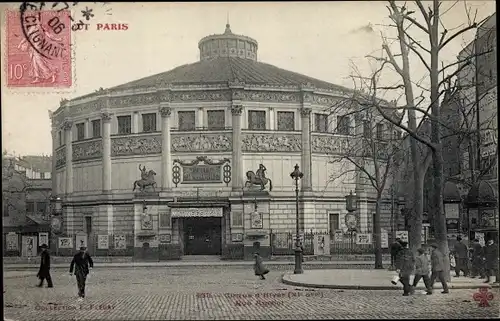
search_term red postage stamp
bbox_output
[6,8,72,88]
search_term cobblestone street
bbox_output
[4,267,499,320]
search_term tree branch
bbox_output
[439,23,477,50]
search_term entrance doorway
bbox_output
[183,217,222,255]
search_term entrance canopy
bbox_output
[171,207,223,218]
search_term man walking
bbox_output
[470,239,485,278]
[390,238,402,270]
[395,241,414,296]
[429,244,449,294]
[69,247,94,301]
[37,244,53,288]
[453,236,469,277]
[484,239,499,283]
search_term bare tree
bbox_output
[327,92,404,268]
[327,0,490,280]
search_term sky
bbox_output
[1,1,495,156]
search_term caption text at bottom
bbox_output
[197,291,324,306]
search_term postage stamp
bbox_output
[6,7,72,88]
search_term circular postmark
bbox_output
[19,2,69,60]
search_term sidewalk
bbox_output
[3,254,391,265]
[281,269,500,290]
[4,260,392,270]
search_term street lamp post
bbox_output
[290,164,304,274]
[345,191,358,251]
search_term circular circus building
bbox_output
[49,24,399,260]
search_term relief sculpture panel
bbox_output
[311,134,350,155]
[171,133,232,153]
[55,147,66,168]
[73,139,103,162]
[112,135,162,156]
[242,133,301,152]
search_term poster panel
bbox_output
[97,235,109,249]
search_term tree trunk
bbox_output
[374,196,383,269]
[409,170,425,255]
[430,0,450,282]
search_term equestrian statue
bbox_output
[245,164,273,191]
[133,164,157,192]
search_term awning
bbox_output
[171,207,223,218]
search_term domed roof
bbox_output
[110,56,351,92]
[443,181,461,202]
[107,24,352,93]
[466,181,497,206]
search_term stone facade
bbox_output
[49,24,399,260]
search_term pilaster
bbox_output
[300,107,312,191]
[231,103,243,191]
[160,103,172,191]
[84,118,90,139]
[50,119,57,194]
[197,107,204,129]
[132,111,139,134]
[65,206,74,234]
[63,119,73,195]
[102,110,112,194]
[268,107,275,130]
[107,205,114,235]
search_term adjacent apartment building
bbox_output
[3,154,52,256]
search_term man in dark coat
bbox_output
[37,244,53,288]
[483,239,499,283]
[470,239,485,278]
[390,238,402,270]
[253,252,269,280]
[395,241,414,296]
[69,247,94,300]
[429,244,449,294]
[453,236,469,277]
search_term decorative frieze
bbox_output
[311,134,350,154]
[171,132,232,153]
[55,147,66,168]
[242,133,301,152]
[72,139,103,161]
[71,99,106,116]
[170,90,232,102]
[109,93,159,108]
[111,134,162,156]
[243,91,300,103]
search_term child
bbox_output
[254,252,269,280]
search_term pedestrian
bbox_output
[69,247,94,301]
[395,241,414,296]
[253,252,269,280]
[453,236,469,277]
[36,244,53,288]
[483,239,498,283]
[429,244,449,294]
[470,239,485,278]
[413,248,432,294]
[390,238,402,270]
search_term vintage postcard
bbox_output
[2,1,498,320]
